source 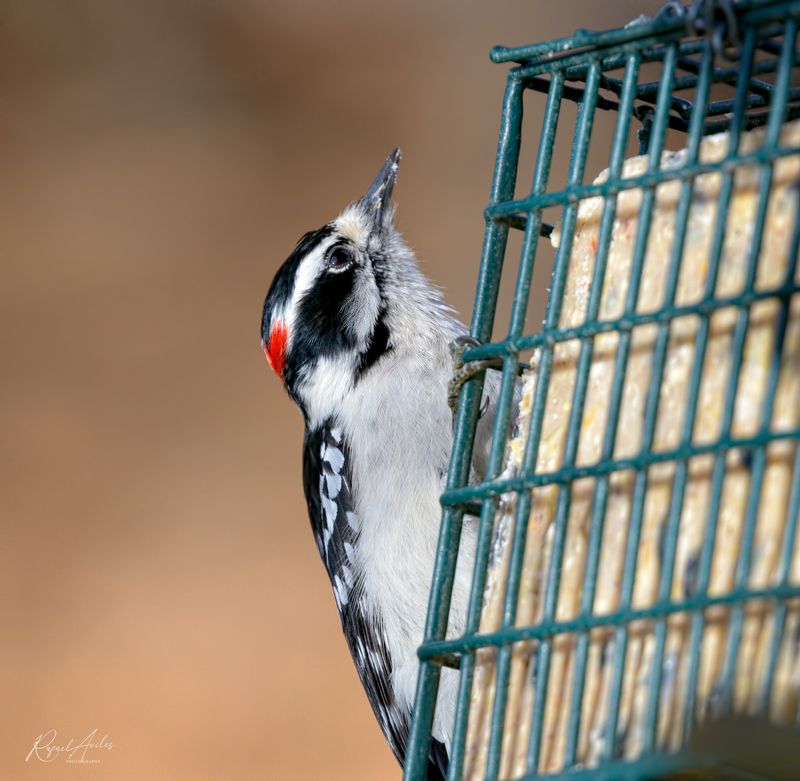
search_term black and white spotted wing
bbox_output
[302,422,448,781]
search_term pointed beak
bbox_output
[360,148,401,229]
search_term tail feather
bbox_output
[426,738,448,781]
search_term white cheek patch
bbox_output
[343,268,381,345]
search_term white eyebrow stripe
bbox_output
[334,209,370,246]
[284,235,338,339]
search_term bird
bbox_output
[260,149,509,779]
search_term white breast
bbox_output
[341,347,477,749]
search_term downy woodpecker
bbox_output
[260,150,507,779]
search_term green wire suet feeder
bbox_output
[406,2,800,779]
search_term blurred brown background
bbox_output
[0,2,661,779]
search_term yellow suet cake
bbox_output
[464,120,800,780]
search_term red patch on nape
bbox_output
[264,320,288,381]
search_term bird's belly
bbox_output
[356,489,477,748]
[343,370,476,746]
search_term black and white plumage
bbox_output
[303,423,448,779]
[260,150,507,779]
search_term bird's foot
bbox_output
[448,335,493,413]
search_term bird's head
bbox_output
[261,149,451,422]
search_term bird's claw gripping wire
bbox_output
[448,335,497,413]
[449,336,531,413]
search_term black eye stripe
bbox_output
[264,225,394,405]
[293,258,357,350]
[355,310,392,380]
[262,224,334,342]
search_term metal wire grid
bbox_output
[404,2,800,779]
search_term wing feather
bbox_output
[303,423,446,779]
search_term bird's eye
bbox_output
[326,246,354,273]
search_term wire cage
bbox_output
[405,1,800,779]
